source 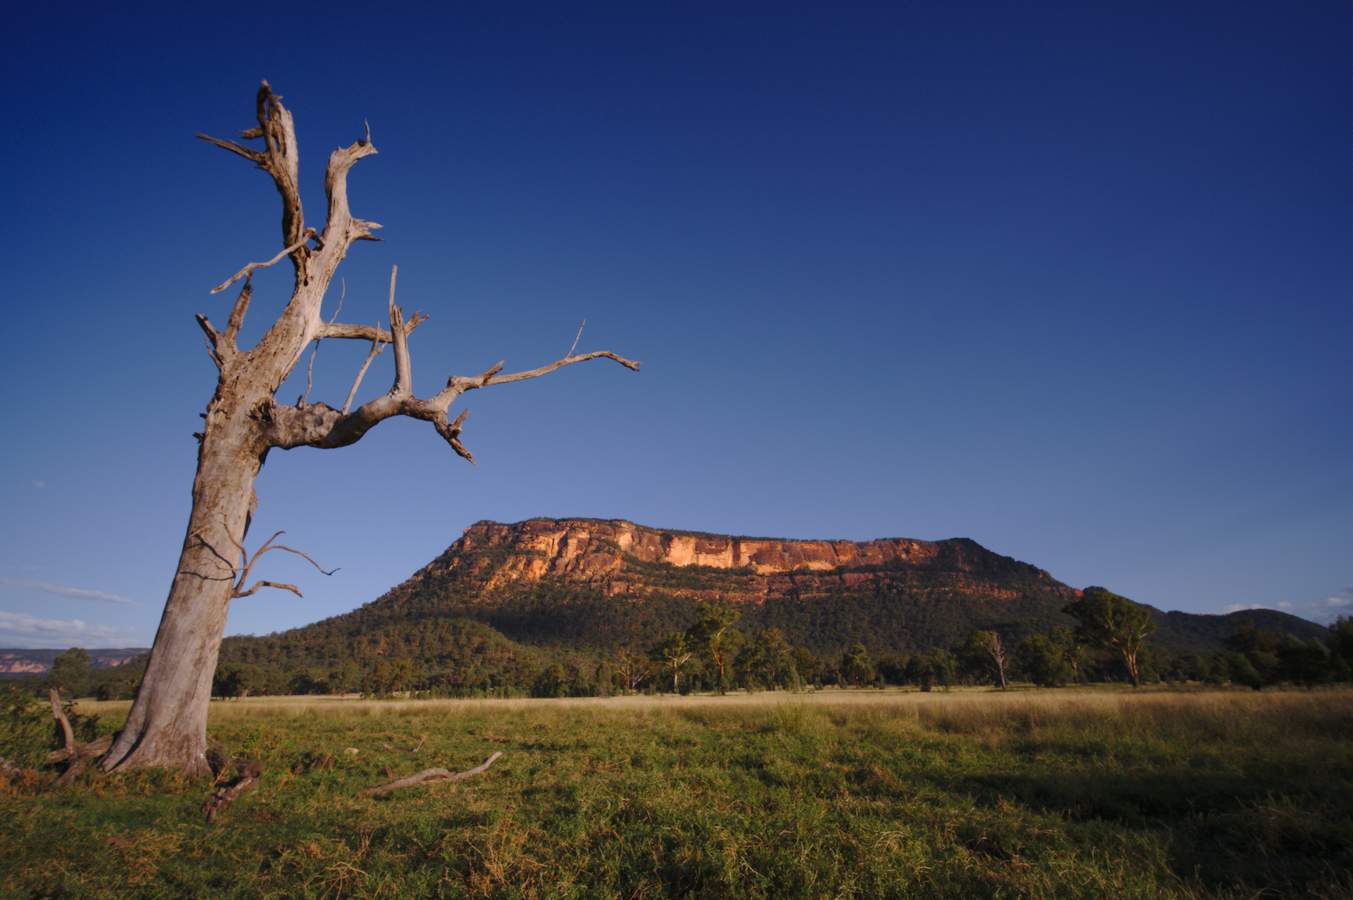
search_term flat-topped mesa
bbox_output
[423,518,1062,602]
[461,517,945,573]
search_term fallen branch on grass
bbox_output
[204,760,263,823]
[360,751,502,798]
[47,734,112,766]
[50,734,112,786]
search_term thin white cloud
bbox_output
[0,579,133,605]
[0,611,140,649]
[31,480,45,489]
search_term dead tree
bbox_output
[613,647,649,694]
[652,633,694,694]
[100,82,638,775]
[984,632,1009,691]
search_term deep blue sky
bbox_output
[1,3,1348,648]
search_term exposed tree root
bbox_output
[361,751,502,798]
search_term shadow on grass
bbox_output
[953,768,1352,895]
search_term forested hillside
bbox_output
[203,518,1338,697]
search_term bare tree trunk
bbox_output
[1124,651,1141,688]
[981,632,1008,691]
[103,411,263,775]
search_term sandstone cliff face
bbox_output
[0,651,146,675]
[0,655,48,674]
[408,518,1068,606]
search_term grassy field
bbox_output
[1,688,1349,898]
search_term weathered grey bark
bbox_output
[101,83,638,775]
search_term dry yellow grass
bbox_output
[79,683,1352,726]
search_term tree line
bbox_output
[26,590,1353,701]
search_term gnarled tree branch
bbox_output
[211,230,317,296]
[197,81,307,274]
[193,81,387,382]
[230,529,337,600]
[185,526,335,602]
[262,282,639,459]
[233,579,302,599]
[320,318,426,342]
[321,125,381,251]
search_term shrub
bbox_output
[0,686,51,769]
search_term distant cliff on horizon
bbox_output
[230,517,1323,660]
[0,648,147,678]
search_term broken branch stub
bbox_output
[48,689,75,758]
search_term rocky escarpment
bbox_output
[0,654,48,675]
[231,517,1327,658]
[398,518,1075,607]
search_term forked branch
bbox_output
[195,80,382,370]
[196,84,636,467]
[230,529,337,600]
[181,525,335,600]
